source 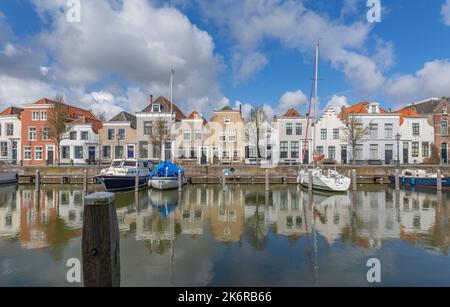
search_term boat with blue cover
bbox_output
[149,161,186,190]
[97,159,152,192]
[388,169,450,190]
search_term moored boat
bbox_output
[97,159,151,192]
[389,169,450,190]
[0,162,18,186]
[149,161,186,190]
[299,168,351,192]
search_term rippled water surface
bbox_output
[0,183,449,286]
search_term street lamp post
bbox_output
[395,133,401,167]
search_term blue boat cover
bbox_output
[150,161,185,177]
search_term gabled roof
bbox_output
[282,109,302,118]
[33,98,96,119]
[140,96,186,121]
[338,101,389,119]
[413,97,450,114]
[109,111,137,128]
[392,105,419,125]
[70,116,103,133]
[0,107,23,116]
[187,111,208,125]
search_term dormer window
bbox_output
[224,118,231,125]
[443,107,448,115]
[152,104,160,112]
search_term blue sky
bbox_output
[0,0,450,119]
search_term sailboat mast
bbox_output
[170,68,174,162]
[313,44,319,154]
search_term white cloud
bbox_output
[326,95,349,113]
[278,90,307,114]
[81,91,125,120]
[233,52,268,82]
[385,59,450,104]
[442,0,450,26]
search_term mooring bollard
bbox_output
[222,171,226,192]
[437,169,442,191]
[308,170,313,191]
[265,169,269,192]
[352,169,357,191]
[395,169,400,191]
[35,169,40,191]
[82,192,120,287]
[83,169,88,194]
[178,170,182,192]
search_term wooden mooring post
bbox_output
[178,170,182,193]
[437,169,442,191]
[35,169,41,191]
[82,192,120,287]
[135,170,139,192]
[395,169,400,191]
[265,169,269,192]
[83,169,88,194]
[352,169,357,191]
[222,171,226,192]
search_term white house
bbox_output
[315,106,348,164]
[399,113,434,164]
[60,117,103,165]
[0,107,22,165]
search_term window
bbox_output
[355,144,363,160]
[118,129,125,140]
[140,143,149,159]
[441,120,448,135]
[296,123,302,135]
[35,147,43,160]
[422,142,429,157]
[280,141,288,159]
[385,124,393,139]
[143,122,152,136]
[74,146,83,159]
[190,147,197,159]
[107,129,115,140]
[218,132,226,142]
[286,123,293,136]
[41,111,47,121]
[183,130,191,141]
[412,142,419,158]
[32,111,40,121]
[24,147,31,160]
[333,129,339,140]
[370,144,378,160]
[69,131,77,140]
[61,146,70,159]
[291,141,299,159]
[28,127,36,141]
[370,124,378,138]
[152,104,160,112]
[224,118,231,125]
[0,142,7,157]
[6,123,13,136]
[195,130,202,141]
[127,145,135,158]
[228,131,236,142]
[328,146,336,160]
[42,127,50,141]
[81,131,89,141]
[412,123,420,136]
[115,146,124,159]
[316,146,324,155]
[102,146,111,159]
[443,107,448,115]
[371,105,377,113]
[320,129,327,140]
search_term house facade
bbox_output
[99,111,137,164]
[136,96,186,161]
[315,106,347,164]
[414,97,450,163]
[20,98,96,166]
[208,106,245,164]
[60,117,103,165]
[273,109,312,165]
[0,107,23,164]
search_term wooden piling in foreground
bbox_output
[135,170,139,192]
[178,170,182,192]
[82,192,120,287]
[83,169,88,194]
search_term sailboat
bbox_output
[298,44,351,193]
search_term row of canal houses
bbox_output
[0,95,449,166]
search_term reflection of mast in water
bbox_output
[307,191,319,287]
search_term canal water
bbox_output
[0,184,449,287]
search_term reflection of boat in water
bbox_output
[312,191,351,206]
[149,161,186,190]
[389,169,450,190]
[148,190,179,207]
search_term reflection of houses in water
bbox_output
[176,187,210,237]
[116,207,136,232]
[57,189,84,230]
[0,187,20,238]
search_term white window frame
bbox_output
[42,127,50,141]
[35,146,43,161]
[6,123,13,136]
[81,131,89,141]
[224,118,231,125]
[183,130,191,141]
[32,111,40,121]
[0,142,7,157]
[28,127,37,141]
[40,111,47,121]
[24,147,32,160]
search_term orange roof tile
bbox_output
[70,116,103,133]
[0,107,23,116]
[33,98,96,120]
[392,105,419,125]
[282,109,302,118]
[187,111,208,125]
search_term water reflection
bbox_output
[0,184,449,286]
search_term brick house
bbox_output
[21,98,96,166]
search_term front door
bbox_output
[200,147,208,165]
[341,146,347,164]
[127,145,135,159]
[442,143,448,164]
[403,143,409,165]
[12,141,17,164]
[385,145,393,165]
[164,142,172,161]
[88,146,96,161]
[47,145,54,165]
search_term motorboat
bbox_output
[389,169,450,190]
[299,168,351,192]
[149,161,186,190]
[97,159,151,192]
[0,161,18,185]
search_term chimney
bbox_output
[239,104,242,116]
[148,95,153,105]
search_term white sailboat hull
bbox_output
[149,177,183,190]
[299,170,351,192]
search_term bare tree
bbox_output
[340,107,370,165]
[246,106,270,165]
[48,94,71,165]
[424,143,441,165]
[149,118,171,161]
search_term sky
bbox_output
[1,0,450,120]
